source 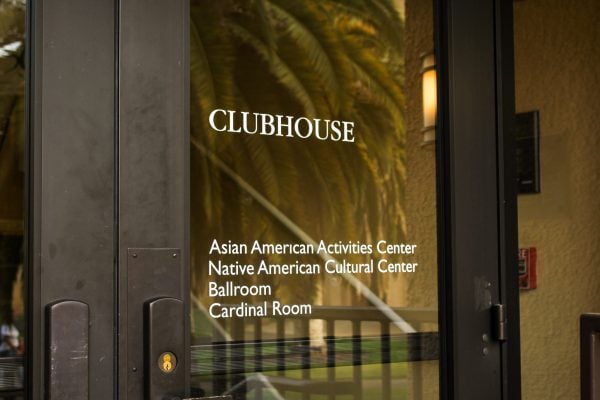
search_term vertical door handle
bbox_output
[46,300,89,400]
[145,297,185,399]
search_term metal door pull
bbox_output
[46,300,89,400]
[145,297,185,399]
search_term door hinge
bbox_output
[492,304,508,342]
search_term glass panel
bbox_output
[0,0,25,398]
[189,1,438,399]
[514,1,600,399]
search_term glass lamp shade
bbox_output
[421,53,437,144]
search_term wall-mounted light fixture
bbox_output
[421,53,437,144]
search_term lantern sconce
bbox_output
[420,52,437,145]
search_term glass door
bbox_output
[187,1,439,399]
[23,0,520,399]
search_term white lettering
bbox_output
[208,109,227,132]
[207,109,355,143]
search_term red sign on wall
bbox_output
[518,247,537,290]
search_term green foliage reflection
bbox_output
[190,0,407,306]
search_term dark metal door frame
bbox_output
[118,1,189,397]
[436,0,520,399]
[27,0,118,398]
[25,0,520,399]
[27,0,189,398]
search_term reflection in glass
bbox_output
[189,1,438,399]
[0,0,25,398]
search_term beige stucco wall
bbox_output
[514,0,600,399]
[405,0,437,313]
[404,0,439,398]
[404,1,600,399]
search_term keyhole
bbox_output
[163,355,172,372]
[158,352,177,373]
